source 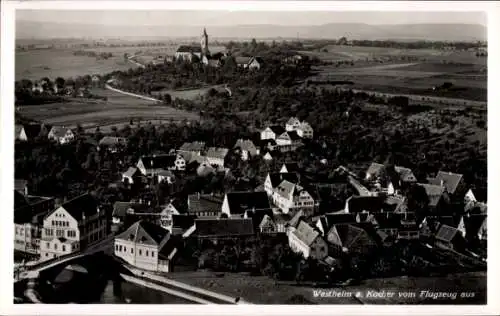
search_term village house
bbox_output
[435,224,467,251]
[122,167,141,185]
[417,183,449,212]
[264,172,300,198]
[288,221,328,260]
[137,154,186,176]
[98,136,128,153]
[40,194,107,261]
[262,151,274,161]
[276,131,303,147]
[344,196,396,213]
[235,56,252,68]
[157,170,176,185]
[260,125,285,140]
[159,200,186,231]
[258,215,277,234]
[464,188,487,204]
[233,139,259,161]
[112,202,148,226]
[247,56,264,70]
[205,147,228,167]
[315,213,357,236]
[221,191,272,218]
[271,180,316,215]
[175,45,202,62]
[14,191,56,256]
[365,163,417,195]
[114,220,177,272]
[188,193,224,218]
[91,75,101,87]
[178,141,206,157]
[171,215,197,236]
[15,123,50,142]
[428,171,467,199]
[325,223,378,257]
[47,126,75,145]
[185,218,255,244]
[296,122,314,139]
[285,117,302,132]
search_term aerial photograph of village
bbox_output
[11,8,487,306]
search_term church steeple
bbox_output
[201,27,209,56]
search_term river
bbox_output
[97,280,196,304]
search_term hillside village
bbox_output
[13,27,487,296]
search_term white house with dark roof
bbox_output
[48,126,75,144]
[264,172,300,198]
[297,122,314,139]
[288,221,328,260]
[114,220,177,272]
[40,194,107,261]
[285,117,302,132]
[175,45,203,62]
[271,180,315,215]
[260,125,285,141]
[122,167,141,185]
[276,131,302,147]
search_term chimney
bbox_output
[197,192,200,199]
[440,180,444,187]
[24,184,29,196]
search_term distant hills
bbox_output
[16,20,487,42]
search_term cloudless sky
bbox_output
[17,10,487,26]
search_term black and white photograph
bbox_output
[1,1,498,314]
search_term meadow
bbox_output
[17,87,199,132]
[15,49,134,81]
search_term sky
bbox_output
[17,10,487,26]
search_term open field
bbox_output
[301,45,487,64]
[169,271,485,304]
[15,49,134,81]
[151,85,224,100]
[17,88,199,131]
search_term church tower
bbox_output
[200,27,210,56]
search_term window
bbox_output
[124,246,127,252]
[62,245,66,251]
[119,245,122,252]
[46,242,50,249]
[54,244,58,250]
[146,250,149,256]
[115,244,118,251]
[56,230,64,237]
[131,248,134,254]
[139,249,142,255]
[52,221,55,226]
[151,251,155,257]
[46,253,48,257]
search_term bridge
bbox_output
[17,233,115,281]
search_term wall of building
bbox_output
[114,239,159,271]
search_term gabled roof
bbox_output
[99,136,128,146]
[179,141,205,153]
[267,172,299,188]
[372,212,403,229]
[123,167,139,178]
[418,183,445,207]
[277,131,301,141]
[188,194,223,214]
[193,218,255,237]
[22,124,43,139]
[206,147,229,160]
[319,213,357,232]
[56,194,99,221]
[116,220,170,247]
[177,45,202,53]
[265,125,285,135]
[259,214,275,229]
[464,200,487,214]
[249,56,264,64]
[172,214,197,230]
[366,162,416,182]
[273,212,293,224]
[299,122,313,131]
[286,117,300,126]
[293,221,321,246]
[435,224,460,243]
[326,224,373,250]
[433,171,464,194]
[233,139,258,154]
[139,154,177,170]
[281,162,299,173]
[49,126,72,138]
[224,191,271,215]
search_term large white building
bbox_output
[271,180,315,215]
[114,220,177,272]
[40,194,107,261]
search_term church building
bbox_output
[174,28,211,63]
